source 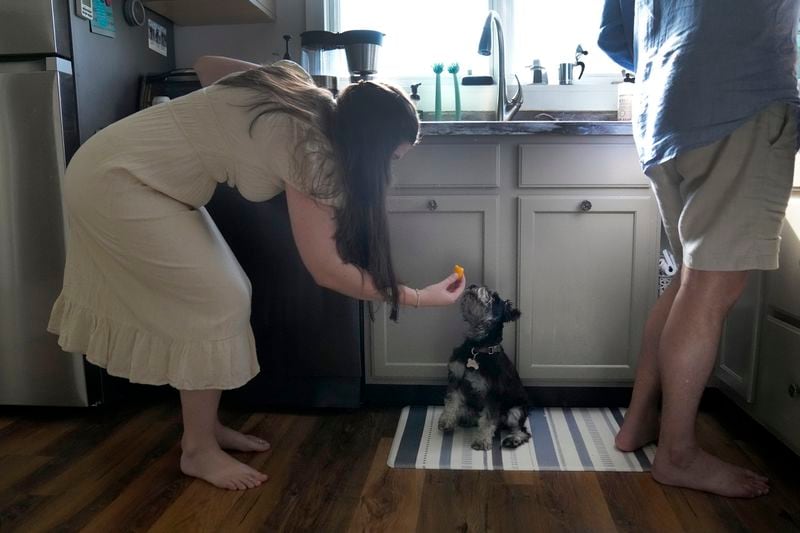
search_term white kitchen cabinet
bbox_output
[365,195,499,383]
[765,193,800,319]
[391,143,499,189]
[143,0,276,25]
[364,134,660,385]
[716,273,764,403]
[518,142,647,188]
[753,316,800,455]
[716,183,800,448]
[721,193,800,403]
[516,194,659,381]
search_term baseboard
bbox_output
[223,377,361,410]
[704,387,800,458]
[364,385,636,407]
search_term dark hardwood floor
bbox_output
[0,392,799,532]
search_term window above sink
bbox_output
[335,0,491,78]
[318,0,624,81]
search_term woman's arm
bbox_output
[285,185,464,306]
[193,55,261,87]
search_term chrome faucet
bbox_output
[478,10,523,121]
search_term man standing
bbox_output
[599,0,799,497]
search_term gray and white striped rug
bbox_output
[388,406,655,471]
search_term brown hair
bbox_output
[218,62,420,320]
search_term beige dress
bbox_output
[48,69,338,390]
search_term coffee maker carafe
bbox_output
[300,30,340,95]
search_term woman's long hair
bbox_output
[218,62,420,320]
[332,81,420,320]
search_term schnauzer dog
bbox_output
[438,284,530,450]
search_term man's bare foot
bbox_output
[615,406,659,452]
[180,446,268,490]
[216,423,271,453]
[652,445,769,498]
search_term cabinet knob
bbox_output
[427,199,438,211]
[579,200,593,212]
[789,383,798,399]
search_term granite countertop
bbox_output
[420,120,633,136]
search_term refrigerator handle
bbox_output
[46,57,73,75]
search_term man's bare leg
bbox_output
[651,267,769,497]
[616,274,681,451]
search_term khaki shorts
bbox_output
[645,102,797,271]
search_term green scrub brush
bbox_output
[447,63,461,121]
[433,63,444,121]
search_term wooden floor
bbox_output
[1,394,799,533]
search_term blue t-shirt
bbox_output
[599,0,800,169]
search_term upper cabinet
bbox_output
[142,0,276,25]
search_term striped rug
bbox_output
[388,406,656,472]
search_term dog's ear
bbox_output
[502,300,521,322]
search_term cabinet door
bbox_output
[753,316,800,455]
[517,195,659,381]
[765,193,800,319]
[716,273,763,403]
[366,196,498,382]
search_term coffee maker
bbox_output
[339,30,384,82]
[300,30,340,95]
[300,29,384,93]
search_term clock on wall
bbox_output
[123,0,146,27]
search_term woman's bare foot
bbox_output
[615,406,659,452]
[180,445,268,490]
[215,423,271,453]
[652,445,769,498]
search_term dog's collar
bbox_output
[470,344,501,356]
[466,344,500,371]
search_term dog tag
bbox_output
[466,357,479,370]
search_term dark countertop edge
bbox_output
[420,120,634,136]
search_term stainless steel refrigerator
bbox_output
[0,0,174,406]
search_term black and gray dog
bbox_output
[438,284,530,450]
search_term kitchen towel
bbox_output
[388,406,655,472]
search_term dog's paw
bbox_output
[438,415,456,432]
[501,433,531,449]
[471,438,492,451]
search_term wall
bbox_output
[71,7,175,142]
[174,0,305,67]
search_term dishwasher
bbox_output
[206,187,362,409]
